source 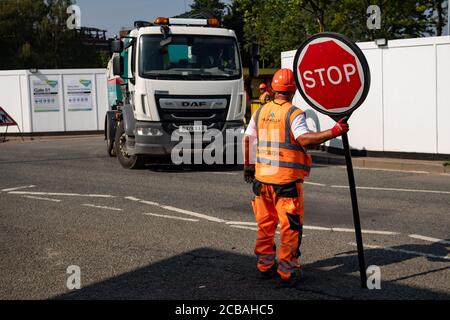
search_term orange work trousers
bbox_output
[251,179,304,280]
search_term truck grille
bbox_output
[155,94,230,132]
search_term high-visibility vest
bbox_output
[259,91,271,105]
[254,100,312,185]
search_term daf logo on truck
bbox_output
[105,16,245,169]
[182,101,206,107]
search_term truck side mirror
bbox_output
[111,39,123,53]
[113,55,124,76]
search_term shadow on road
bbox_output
[54,244,449,300]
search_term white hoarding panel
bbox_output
[437,44,450,154]
[382,45,436,153]
[63,74,96,131]
[349,48,383,152]
[30,75,64,132]
[95,73,108,131]
[0,75,22,133]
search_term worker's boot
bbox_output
[258,264,278,280]
[279,269,303,288]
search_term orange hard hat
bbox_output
[271,68,296,93]
[259,83,267,90]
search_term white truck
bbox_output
[105,17,245,169]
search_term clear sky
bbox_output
[75,0,199,37]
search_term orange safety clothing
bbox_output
[254,100,312,185]
[251,179,304,280]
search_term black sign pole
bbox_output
[341,131,367,288]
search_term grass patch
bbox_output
[443,161,450,167]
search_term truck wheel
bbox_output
[114,121,146,169]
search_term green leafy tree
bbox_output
[0,0,107,70]
[233,0,448,67]
[189,0,227,21]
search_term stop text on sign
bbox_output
[295,37,367,114]
[303,64,356,88]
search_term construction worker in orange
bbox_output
[243,68,349,287]
[258,83,271,105]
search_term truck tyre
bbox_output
[114,121,146,169]
[106,124,116,157]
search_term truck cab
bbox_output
[106,17,245,168]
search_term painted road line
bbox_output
[226,221,257,226]
[229,224,281,235]
[331,227,399,235]
[304,182,328,187]
[9,191,115,198]
[82,204,123,211]
[212,220,397,236]
[408,234,450,245]
[304,225,332,231]
[125,196,141,202]
[140,200,161,206]
[349,242,450,261]
[143,212,199,222]
[343,166,429,174]
[2,185,36,192]
[209,172,239,175]
[330,185,450,195]
[22,195,61,202]
[125,196,226,223]
[229,225,258,231]
[159,205,226,223]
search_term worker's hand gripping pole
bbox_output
[338,116,367,288]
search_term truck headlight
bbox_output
[137,127,163,136]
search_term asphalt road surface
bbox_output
[0,136,449,300]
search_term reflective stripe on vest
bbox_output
[256,157,310,171]
[254,100,311,184]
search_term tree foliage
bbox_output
[226,0,448,68]
[0,0,106,70]
[189,0,227,21]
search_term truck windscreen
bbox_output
[139,35,241,80]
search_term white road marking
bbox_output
[304,225,332,231]
[226,222,395,235]
[330,185,450,195]
[209,172,239,175]
[408,234,450,245]
[344,166,430,174]
[22,195,61,202]
[349,242,450,261]
[142,212,199,222]
[331,227,399,235]
[9,191,115,198]
[229,225,258,231]
[304,182,327,187]
[229,224,281,235]
[160,205,226,223]
[125,196,141,201]
[2,185,36,192]
[82,204,123,211]
[226,221,257,226]
[141,200,161,206]
[125,196,226,223]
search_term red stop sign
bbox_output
[294,33,370,117]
